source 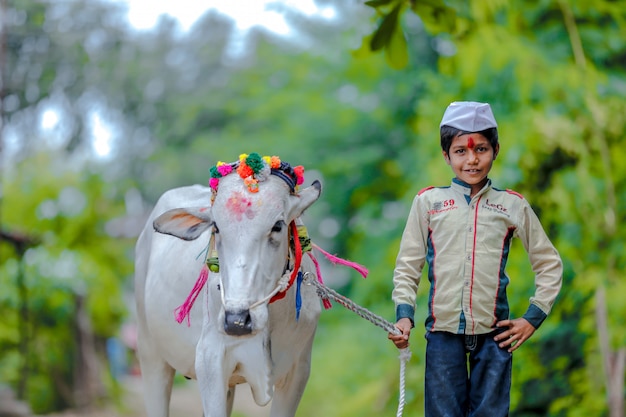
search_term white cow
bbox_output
[134,156,322,417]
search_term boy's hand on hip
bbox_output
[494,318,536,352]
[388,318,412,349]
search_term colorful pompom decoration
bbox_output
[294,165,305,185]
[208,152,304,197]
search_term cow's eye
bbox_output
[271,221,285,233]
[269,221,285,248]
[212,222,220,234]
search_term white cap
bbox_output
[440,101,497,131]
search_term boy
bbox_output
[388,101,563,417]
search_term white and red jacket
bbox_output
[392,179,563,334]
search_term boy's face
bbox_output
[443,133,499,196]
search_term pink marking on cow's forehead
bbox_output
[225,191,258,221]
[467,136,475,149]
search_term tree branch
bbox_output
[558,0,586,68]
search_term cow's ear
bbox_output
[287,180,322,222]
[153,207,212,241]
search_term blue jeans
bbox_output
[424,331,512,417]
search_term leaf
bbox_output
[385,21,409,69]
[365,0,395,7]
[412,0,457,34]
[370,2,403,51]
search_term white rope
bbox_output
[396,348,411,417]
[249,270,292,310]
[303,273,411,417]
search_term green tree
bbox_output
[0,151,131,412]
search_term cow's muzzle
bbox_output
[224,310,253,336]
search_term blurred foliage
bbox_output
[0,151,131,411]
[1,0,625,415]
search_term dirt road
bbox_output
[44,375,270,417]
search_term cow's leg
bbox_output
[136,327,176,417]
[196,337,230,417]
[226,386,236,416]
[269,336,315,417]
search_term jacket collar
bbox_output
[451,178,492,202]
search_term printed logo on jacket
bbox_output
[429,199,457,215]
[482,199,511,218]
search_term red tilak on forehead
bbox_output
[467,136,475,149]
